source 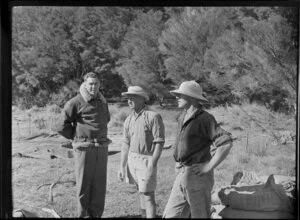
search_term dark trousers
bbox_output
[73,146,108,217]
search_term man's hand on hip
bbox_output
[192,162,212,176]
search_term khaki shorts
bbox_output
[127,152,157,193]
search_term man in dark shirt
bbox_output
[163,80,233,218]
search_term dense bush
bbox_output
[12,7,297,113]
[49,80,80,108]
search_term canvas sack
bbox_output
[219,207,294,219]
[218,175,293,212]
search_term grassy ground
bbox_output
[11,103,296,217]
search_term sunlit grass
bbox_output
[11,102,296,217]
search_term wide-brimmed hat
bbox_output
[170,81,208,103]
[121,86,149,101]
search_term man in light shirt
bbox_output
[118,86,165,218]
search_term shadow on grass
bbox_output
[108,150,121,156]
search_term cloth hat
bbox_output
[121,86,149,101]
[170,81,208,102]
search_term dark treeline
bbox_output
[12,6,297,114]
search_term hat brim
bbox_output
[121,92,149,101]
[170,89,208,103]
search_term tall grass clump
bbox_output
[210,103,296,148]
[22,104,62,136]
[245,134,270,157]
[45,104,62,132]
[237,153,251,164]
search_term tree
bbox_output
[12,7,81,107]
[160,8,231,82]
[205,6,297,112]
[159,7,239,105]
[117,9,170,97]
[12,7,133,107]
[12,6,297,113]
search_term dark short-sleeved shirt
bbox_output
[123,108,165,155]
[173,108,232,165]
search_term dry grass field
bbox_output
[11,103,296,217]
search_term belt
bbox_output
[176,163,191,170]
[83,138,111,143]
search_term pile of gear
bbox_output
[211,171,295,219]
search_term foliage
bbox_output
[117,9,171,97]
[160,7,237,83]
[204,7,297,112]
[12,7,134,108]
[12,7,80,107]
[50,80,80,108]
[12,6,298,114]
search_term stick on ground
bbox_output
[37,180,76,190]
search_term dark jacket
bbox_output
[56,83,110,143]
[173,108,232,165]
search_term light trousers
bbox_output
[163,166,214,218]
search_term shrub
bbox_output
[50,80,79,108]
[15,97,34,110]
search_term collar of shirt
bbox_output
[132,106,147,120]
[184,107,198,119]
[181,107,204,127]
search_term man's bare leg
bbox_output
[143,191,156,218]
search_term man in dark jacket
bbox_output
[56,72,110,218]
[163,81,233,218]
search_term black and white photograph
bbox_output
[3,2,298,218]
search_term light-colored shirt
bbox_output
[123,108,165,155]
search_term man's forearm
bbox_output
[151,142,164,166]
[120,142,130,168]
[207,142,232,171]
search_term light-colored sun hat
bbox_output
[170,81,208,102]
[121,86,149,101]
